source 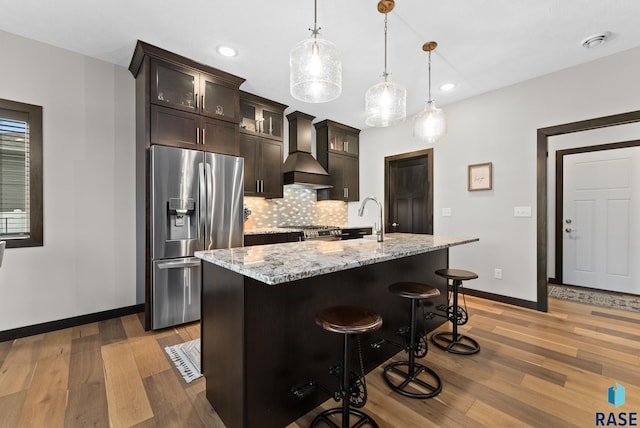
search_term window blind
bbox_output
[0,111,30,237]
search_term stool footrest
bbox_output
[311,407,379,428]
[431,331,480,355]
[383,361,442,399]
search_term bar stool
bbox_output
[431,268,480,355]
[312,305,383,428]
[382,282,442,399]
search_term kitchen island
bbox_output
[195,233,478,428]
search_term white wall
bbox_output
[354,46,640,303]
[0,31,136,331]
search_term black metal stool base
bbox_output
[310,407,379,428]
[431,331,480,355]
[383,361,442,399]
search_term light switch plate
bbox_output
[514,206,532,217]
[442,208,452,217]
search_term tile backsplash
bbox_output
[244,188,347,228]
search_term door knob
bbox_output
[392,222,399,227]
[565,228,572,233]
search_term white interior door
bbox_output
[563,147,639,294]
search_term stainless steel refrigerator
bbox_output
[150,145,244,330]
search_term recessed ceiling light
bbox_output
[217,45,237,57]
[440,82,456,92]
[581,32,610,49]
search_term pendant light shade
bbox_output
[290,0,342,103]
[414,41,446,142]
[365,0,406,127]
[365,78,407,127]
[413,100,446,143]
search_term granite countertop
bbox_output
[244,227,303,235]
[195,233,479,285]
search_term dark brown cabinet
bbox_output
[239,92,287,198]
[130,41,245,157]
[315,120,361,202]
[340,227,372,240]
[244,231,303,246]
[150,105,238,155]
[150,59,239,123]
[239,91,286,141]
[240,134,284,198]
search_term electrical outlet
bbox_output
[494,268,503,279]
[442,208,452,217]
[514,206,532,217]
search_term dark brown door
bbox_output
[200,75,239,123]
[239,134,259,195]
[343,156,359,201]
[325,153,345,200]
[259,138,283,198]
[150,105,199,148]
[385,149,433,234]
[202,118,239,156]
[150,59,198,114]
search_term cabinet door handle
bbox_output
[261,180,265,193]
[344,141,348,152]
[201,95,204,112]
[256,180,260,193]
[202,128,206,145]
[195,93,198,109]
[196,127,200,144]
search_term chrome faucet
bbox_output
[358,196,384,242]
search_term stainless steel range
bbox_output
[280,225,342,241]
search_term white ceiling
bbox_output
[1,0,639,130]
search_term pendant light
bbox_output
[365,0,406,127]
[290,0,342,103]
[413,41,447,143]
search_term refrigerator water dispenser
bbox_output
[167,197,196,240]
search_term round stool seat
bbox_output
[389,282,440,300]
[316,305,383,335]
[435,268,478,281]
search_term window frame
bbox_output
[0,98,43,248]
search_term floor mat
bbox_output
[164,339,202,383]
[548,285,640,313]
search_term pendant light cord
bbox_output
[428,50,432,102]
[383,13,389,79]
[311,0,320,37]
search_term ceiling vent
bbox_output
[581,32,610,49]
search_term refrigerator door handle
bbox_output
[205,161,214,250]
[156,258,201,269]
[199,161,207,251]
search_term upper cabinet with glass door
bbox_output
[239,91,287,141]
[150,58,240,123]
[315,120,360,156]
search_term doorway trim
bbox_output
[536,110,640,311]
[553,140,640,285]
[384,148,434,233]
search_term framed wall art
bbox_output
[468,162,493,191]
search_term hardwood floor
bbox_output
[0,296,638,427]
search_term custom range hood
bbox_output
[283,111,332,189]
